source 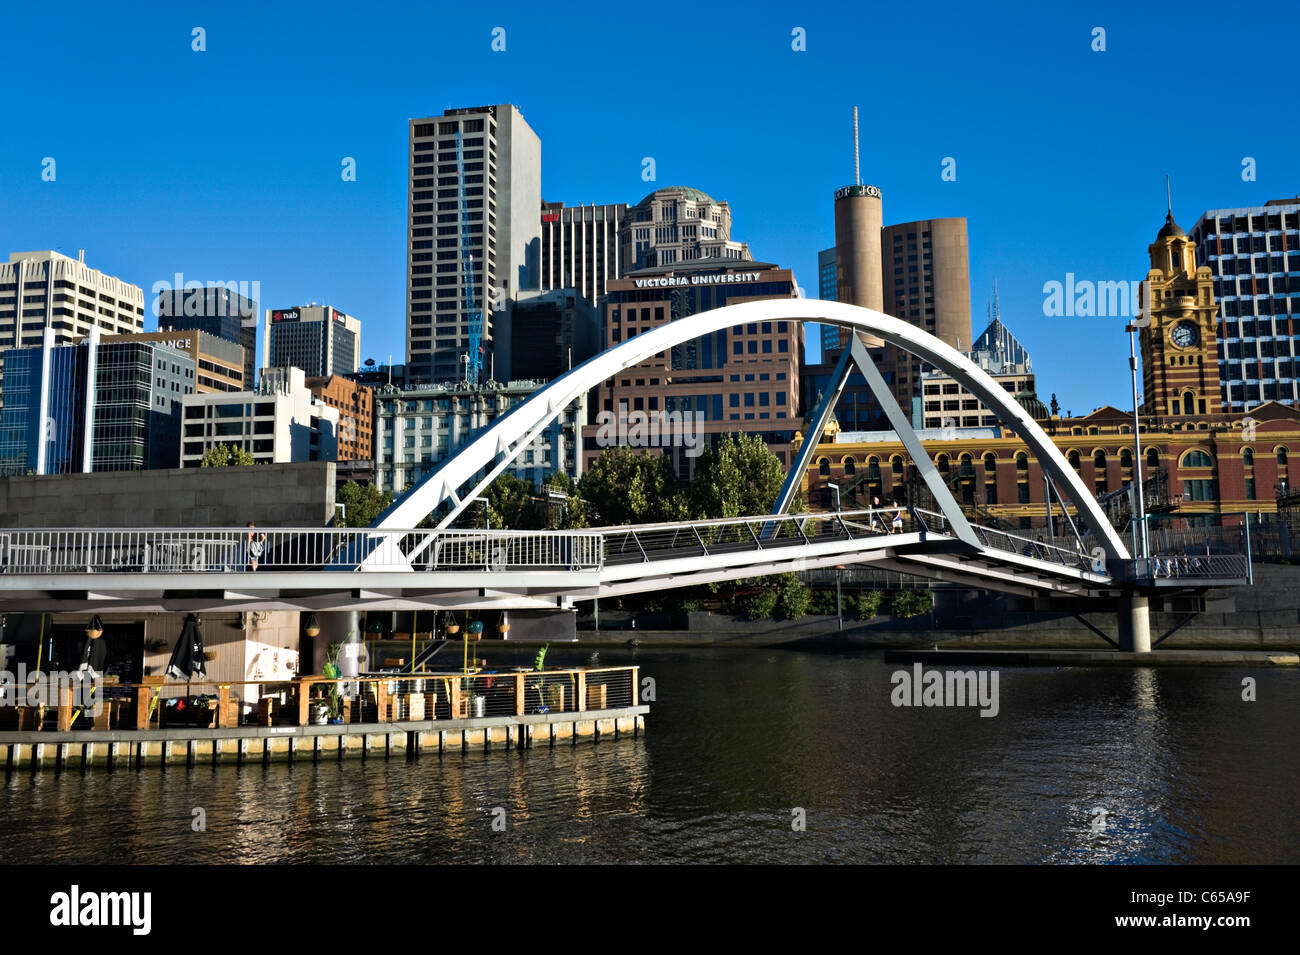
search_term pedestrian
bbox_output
[890,504,904,534]
[246,521,267,571]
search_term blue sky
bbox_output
[2,0,1296,414]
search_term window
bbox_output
[818,458,830,477]
[1017,482,1030,503]
[1015,452,1028,472]
[1146,448,1160,470]
[1243,448,1254,467]
[1180,449,1213,467]
[1278,448,1289,466]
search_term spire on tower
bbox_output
[852,107,860,187]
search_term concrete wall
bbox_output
[0,462,336,527]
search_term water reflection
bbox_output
[0,649,1295,864]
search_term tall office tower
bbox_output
[918,316,1035,430]
[406,104,542,383]
[540,201,628,306]
[1188,197,1300,412]
[267,305,361,378]
[0,250,144,404]
[881,217,972,407]
[157,285,259,388]
[817,246,843,355]
[619,186,750,273]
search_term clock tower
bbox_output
[1138,205,1221,419]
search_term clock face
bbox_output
[1170,321,1199,348]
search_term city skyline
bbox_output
[2,1,1297,415]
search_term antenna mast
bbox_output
[852,107,860,186]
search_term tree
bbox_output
[689,433,801,519]
[201,443,255,467]
[773,573,810,619]
[335,481,394,527]
[579,447,688,525]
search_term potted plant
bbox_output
[530,644,550,713]
[497,612,510,636]
[84,614,104,640]
[309,699,330,725]
[303,612,321,638]
[322,643,343,723]
[445,613,461,637]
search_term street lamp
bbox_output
[1124,317,1150,563]
[835,564,845,632]
[826,481,841,513]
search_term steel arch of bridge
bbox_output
[375,299,1130,562]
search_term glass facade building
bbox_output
[1188,199,1300,412]
[0,332,192,475]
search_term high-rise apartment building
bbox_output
[540,201,627,306]
[881,217,973,406]
[156,285,259,389]
[406,104,542,383]
[0,251,145,403]
[619,187,750,273]
[1187,197,1300,412]
[267,305,360,378]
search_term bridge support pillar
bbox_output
[1118,597,1152,653]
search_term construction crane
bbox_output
[456,129,483,386]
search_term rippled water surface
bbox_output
[2,648,1296,864]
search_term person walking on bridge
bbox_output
[246,521,267,571]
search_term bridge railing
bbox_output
[1115,554,1252,583]
[913,509,1098,573]
[0,527,605,574]
[597,508,922,565]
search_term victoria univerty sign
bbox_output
[632,271,763,289]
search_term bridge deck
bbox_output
[0,509,1248,612]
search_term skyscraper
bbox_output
[406,104,541,383]
[267,305,360,378]
[156,284,259,388]
[541,201,627,305]
[1187,197,1300,412]
[0,250,144,403]
[881,217,973,406]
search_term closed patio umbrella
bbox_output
[166,613,207,681]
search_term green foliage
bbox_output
[579,447,688,525]
[740,587,778,620]
[335,481,394,527]
[689,433,794,520]
[855,590,883,619]
[533,644,549,671]
[809,588,840,616]
[200,443,255,467]
[773,573,810,619]
[890,590,933,618]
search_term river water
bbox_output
[1,647,1296,864]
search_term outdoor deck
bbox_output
[0,665,645,772]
